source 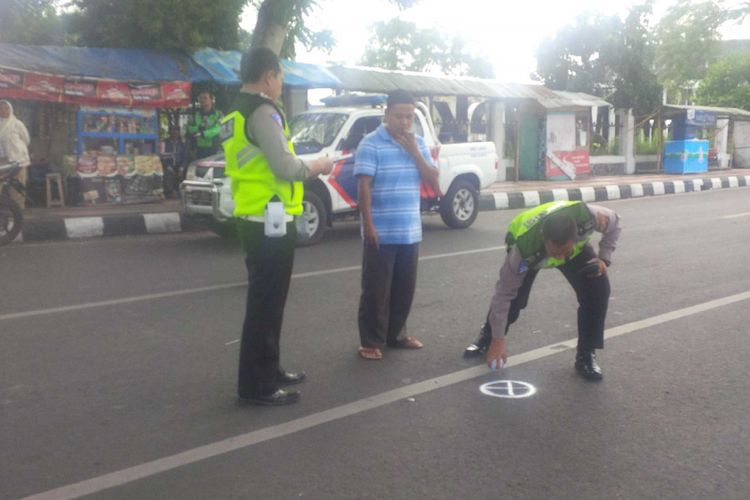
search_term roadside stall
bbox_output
[0,43,211,206]
[657,104,750,172]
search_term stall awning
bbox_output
[0,43,211,108]
[0,43,211,81]
[191,48,342,88]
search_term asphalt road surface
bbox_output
[2,188,749,499]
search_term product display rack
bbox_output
[77,108,158,156]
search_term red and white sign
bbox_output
[0,67,190,108]
[545,150,590,179]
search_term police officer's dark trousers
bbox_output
[486,244,610,350]
[236,220,297,398]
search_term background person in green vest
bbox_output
[222,47,333,406]
[187,91,223,160]
[464,201,621,380]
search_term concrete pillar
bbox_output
[489,101,506,181]
[715,118,730,168]
[282,87,308,118]
[617,108,636,174]
[733,121,750,167]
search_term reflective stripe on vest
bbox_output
[221,107,303,217]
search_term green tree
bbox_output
[66,0,247,51]
[695,54,750,110]
[533,12,621,95]
[0,0,64,45]
[248,0,416,57]
[359,18,495,78]
[533,5,661,116]
[608,2,662,116]
[654,0,728,104]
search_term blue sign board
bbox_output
[685,109,716,128]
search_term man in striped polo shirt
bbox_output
[355,90,440,360]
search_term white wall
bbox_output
[733,121,750,168]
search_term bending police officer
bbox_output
[465,200,621,380]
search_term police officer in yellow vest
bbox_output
[222,47,333,406]
[465,201,621,380]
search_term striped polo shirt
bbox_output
[354,124,436,244]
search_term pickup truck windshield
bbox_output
[290,112,348,154]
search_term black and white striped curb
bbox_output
[15,173,750,243]
[20,212,206,242]
[478,174,750,211]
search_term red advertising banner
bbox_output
[545,149,591,179]
[0,67,190,108]
[0,68,24,90]
[97,81,132,104]
[64,78,97,98]
[25,73,64,95]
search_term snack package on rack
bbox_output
[76,155,98,177]
[96,155,117,177]
[116,156,136,177]
[134,155,154,176]
[104,178,123,203]
[151,155,163,175]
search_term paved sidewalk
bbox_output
[14,168,750,243]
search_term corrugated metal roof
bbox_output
[327,65,493,96]
[537,90,612,109]
[663,104,750,119]
[326,65,610,109]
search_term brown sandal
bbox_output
[387,337,424,349]
[358,346,383,360]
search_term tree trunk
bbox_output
[250,1,290,56]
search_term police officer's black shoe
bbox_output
[277,370,306,385]
[463,323,491,358]
[241,389,300,406]
[575,349,603,381]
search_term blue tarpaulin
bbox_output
[0,43,212,82]
[192,48,341,88]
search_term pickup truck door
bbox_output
[327,115,382,210]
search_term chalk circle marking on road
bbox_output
[480,380,537,399]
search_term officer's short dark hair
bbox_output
[387,89,415,107]
[542,213,576,245]
[241,47,281,84]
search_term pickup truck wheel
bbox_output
[440,179,478,228]
[296,190,326,246]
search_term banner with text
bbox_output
[0,67,190,108]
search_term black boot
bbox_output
[464,323,491,358]
[575,349,603,381]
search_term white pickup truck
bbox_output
[181,95,498,245]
